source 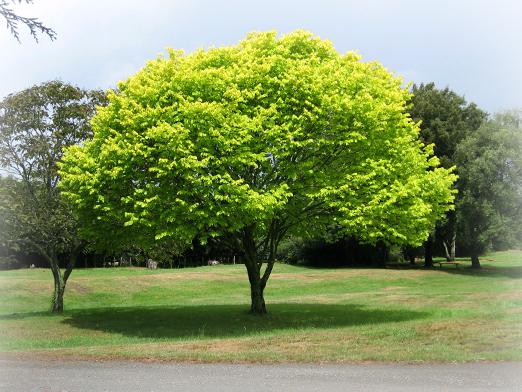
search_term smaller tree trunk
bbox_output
[442,241,451,262]
[404,247,415,265]
[52,281,65,312]
[471,254,481,269]
[443,231,457,261]
[450,232,456,261]
[48,244,81,313]
[424,234,434,268]
[50,261,65,313]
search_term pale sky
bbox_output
[1,0,521,113]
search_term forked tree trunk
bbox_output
[52,279,66,312]
[245,258,269,315]
[450,232,456,261]
[238,222,282,315]
[443,232,457,262]
[38,243,81,313]
[50,258,74,313]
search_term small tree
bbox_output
[455,111,522,268]
[0,81,106,312]
[60,31,456,314]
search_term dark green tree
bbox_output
[455,111,522,268]
[409,83,487,266]
[0,81,106,312]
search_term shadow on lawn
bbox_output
[433,266,522,279]
[381,262,522,279]
[60,303,426,339]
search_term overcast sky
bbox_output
[1,0,521,113]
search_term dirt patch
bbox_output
[175,339,248,354]
[270,270,414,281]
[68,282,92,294]
[139,272,240,283]
[415,320,471,334]
[382,286,407,292]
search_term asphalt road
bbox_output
[1,359,521,392]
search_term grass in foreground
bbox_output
[0,251,521,362]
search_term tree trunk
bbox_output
[48,244,80,313]
[49,256,65,313]
[424,234,434,268]
[239,222,282,315]
[443,241,451,262]
[450,232,456,261]
[244,258,267,315]
[443,231,457,262]
[404,247,415,265]
[250,279,266,315]
[26,238,82,313]
[51,280,65,312]
[471,254,481,269]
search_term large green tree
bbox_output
[455,111,522,268]
[0,81,106,312]
[60,31,456,314]
[409,83,486,265]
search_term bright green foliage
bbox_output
[60,31,456,312]
[61,31,454,246]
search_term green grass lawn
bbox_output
[0,250,521,363]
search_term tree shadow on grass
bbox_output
[383,263,522,279]
[0,311,52,320]
[434,266,522,279]
[60,303,427,339]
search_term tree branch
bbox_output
[0,0,56,43]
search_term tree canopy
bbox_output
[60,31,456,313]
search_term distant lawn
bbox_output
[0,250,521,363]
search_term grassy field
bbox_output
[0,250,521,363]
